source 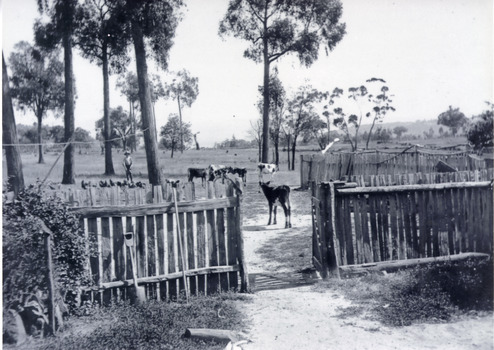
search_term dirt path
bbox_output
[237,186,494,350]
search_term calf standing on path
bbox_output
[123,150,133,183]
[259,181,292,228]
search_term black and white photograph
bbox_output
[2,0,493,349]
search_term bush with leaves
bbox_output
[467,106,493,151]
[319,258,493,327]
[3,183,93,338]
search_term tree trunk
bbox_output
[258,140,262,162]
[130,101,136,152]
[61,15,75,185]
[327,115,331,146]
[291,136,297,171]
[274,138,279,166]
[102,47,115,175]
[366,117,378,150]
[177,94,184,153]
[286,134,291,170]
[131,17,164,186]
[194,134,199,150]
[261,17,270,163]
[37,113,44,164]
[2,53,24,196]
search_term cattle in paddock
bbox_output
[212,167,233,182]
[187,167,208,186]
[259,181,292,228]
[230,167,247,186]
[208,164,229,181]
[258,162,278,182]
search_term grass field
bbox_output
[2,146,317,189]
[2,135,469,190]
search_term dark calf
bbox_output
[188,167,208,186]
[259,181,292,228]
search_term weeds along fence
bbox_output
[300,149,490,189]
[311,181,493,278]
[61,180,248,304]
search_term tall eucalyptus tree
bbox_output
[120,0,185,185]
[74,0,131,175]
[35,0,78,184]
[219,0,345,163]
[8,41,64,164]
[164,69,199,154]
[2,53,25,196]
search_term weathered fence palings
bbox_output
[312,181,493,277]
[300,151,492,189]
[71,181,248,303]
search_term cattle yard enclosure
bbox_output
[64,180,248,304]
[300,148,491,188]
[311,181,493,277]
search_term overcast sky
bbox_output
[2,0,493,147]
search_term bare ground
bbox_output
[236,183,494,350]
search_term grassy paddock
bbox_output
[315,258,494,327]
[5,293,250,350]
[2,146,315,189]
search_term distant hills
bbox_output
[358,119,443,136]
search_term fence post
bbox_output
[38,219,57,335]
[327,182,341,279]
[415,146,420,173]
[300,154,305,189]
[234,180,249,292]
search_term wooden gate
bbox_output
[71,181,248,303]
[311,181,493,278]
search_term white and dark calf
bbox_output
[258,163,278,182]
[208,164,227,181]
[259,181,292,228]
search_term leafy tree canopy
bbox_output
[159,114,192,157]
[164,69,199,108]
[467,102,493,150]
[74,0,130,73]
[437,105,468,137]
[219,0,346,66]
[8,41,64,119]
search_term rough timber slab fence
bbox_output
[67,180,248,303]
[311,181,493,278]
[300,149,492,189]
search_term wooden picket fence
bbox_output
[343,168,494,187]
[68,180,248,304]
[311,181,493,277]
[300,149,490,189]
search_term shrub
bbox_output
[3,183,93,338]
[318,258,493,327]
[31,294,249,350]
